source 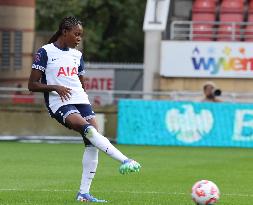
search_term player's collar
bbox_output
[53,43,69,51]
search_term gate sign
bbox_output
[85,70,113,91]
[160,41,253,78]
[85,69,114,106]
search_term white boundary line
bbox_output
[0,189,253,197]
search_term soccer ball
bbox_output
[191,180,220,205]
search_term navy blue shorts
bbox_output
[53,104,95,127]
[52,104,95,145]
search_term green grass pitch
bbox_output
[0,142,253,205]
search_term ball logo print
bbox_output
[165,105,214,143]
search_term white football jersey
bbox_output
[32,43,90,114]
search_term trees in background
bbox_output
[36,0,145,62]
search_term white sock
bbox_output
[79,146,98,194]
[84,125,128,163]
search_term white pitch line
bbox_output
[0,189,253,198]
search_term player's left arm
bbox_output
[79,75,87,92]
[78,54,87,92]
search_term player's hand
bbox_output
[54,85,72,102]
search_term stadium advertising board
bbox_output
[160,41,253,78]
[85,69,114,106]
[118,100,253,147]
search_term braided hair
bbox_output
[48,16,82,44]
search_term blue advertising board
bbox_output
[117,100,253,147]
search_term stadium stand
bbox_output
[217,0,244,41]
[171,0,253,41]
[192,24,214,41]
[192,0,216,41]
[192,0,216,21]
[245,0,253,41]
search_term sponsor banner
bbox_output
[85,69,114,106]
[160,41,253,78]
[118,100,253,147]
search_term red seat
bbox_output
[220,0,244,22]
[248,1,253,13]
[247,14,253,22]
[192,0,215,41]
[217,24,241,41]
[218,0,243,41]
[244,25,253,41]
[192,0,216,22]
[220,13,244,22]
[193,0,216,13]
[192,13,216,22]
[192,24,213,41]
[246,4,253,41]
[220,0,244,13]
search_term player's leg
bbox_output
[76,145,105,202]
[85,117,127,162]
[53,105,105,202]
[64,109,139,202]
[65,106,141,174]
[85,117,141,174]
[84,126,141,174]
[66,105,127,163]
[78,117,99,199]
[79,144,98,194]
[86,117,98,130]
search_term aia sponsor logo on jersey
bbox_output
[57,67,78,77]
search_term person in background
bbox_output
[28,16,141,203]
[202,81,223,102]
[15,83,23,95]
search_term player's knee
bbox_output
[83,124,110,145]
[83,124,96,137]
[70,122,85,133]
[85,125,108,139]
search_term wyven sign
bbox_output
[160,41,253,78]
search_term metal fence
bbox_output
[1,87,253,107]
[170,21,253,41]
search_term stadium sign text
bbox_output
[161,41,253,78]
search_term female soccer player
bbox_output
[28,16,141,203]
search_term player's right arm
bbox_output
[28,70,71,102]
[28,47,71,102]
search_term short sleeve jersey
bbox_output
[32,43,90,114]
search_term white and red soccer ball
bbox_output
[191,180,220,205]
